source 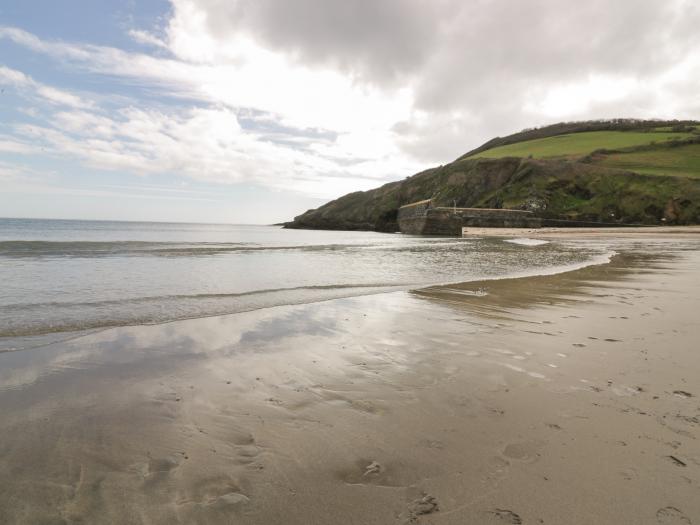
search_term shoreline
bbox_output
[4,226,698,349]
[462,224,700,237]
[0,240,698,523]
[0,245,617,354]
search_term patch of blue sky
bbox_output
[0,43,196,115]
[0,1,171,50]
[0,2,386,222]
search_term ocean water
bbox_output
[0,218,612,350]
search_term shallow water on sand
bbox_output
[0,218,612,347]
[0,244,698,524]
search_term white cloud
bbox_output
[35,85,89,108]
[0,65,92,109]
[1,0,700,207]
[0,64,32,86]
[0,28,425,198]
[7,86,412,198]
[0,136,35,154]
[128,29,169,50]
[523,76,642,119]
[0,26,413,133]
[0,158,54,181]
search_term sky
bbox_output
[1,0,699,224]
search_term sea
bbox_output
[0,218,615,352]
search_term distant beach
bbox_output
[0,229,699,523]
[462,225,700,237]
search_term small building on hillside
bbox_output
[397,199,541,235]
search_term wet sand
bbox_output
[462,225,700,238]
[1,242,699,524]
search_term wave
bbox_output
[0,249,617,344]
[504,238,550,246]
[0,239,477,258]
[0,283,402,311]
[0,240,376,258]
[0,282,411,340]
[0,228,619,349]
[414,250,617,298]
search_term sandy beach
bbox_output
[1,237,699,524]
[462,225,700,238]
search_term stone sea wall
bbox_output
[397,203,541,235]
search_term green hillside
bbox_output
[597,143,700,179]
[469,130,696,160]
[286,119,700,231]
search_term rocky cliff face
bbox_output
[285,158,524,231]
[285,156,700,231]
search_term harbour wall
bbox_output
[397,201,540,235]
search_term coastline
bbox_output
[0,227,618,346]
[462,225,700,238]
[0,240,698,524]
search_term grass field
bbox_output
[470,130,696,159]
[597,143,700,179]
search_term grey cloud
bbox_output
[413,0,698,111]
[237,108,338,143]
[180,0,700,162]
[181,0,700,99]
[177,0,454,85]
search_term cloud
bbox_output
[0,65,92,109]
[2,66,414,198]
[0,135,35,154]
[166,0,451,85]
[0,26,412,133]
[161,0,700,159]
[128,29,169,50]
[0,158,56,182]
[1,0,700,206]
[0,27,424,198]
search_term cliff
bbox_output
[285,120,700,231]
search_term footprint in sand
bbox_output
[619,467,637,481]
[208,492,250,510]
[673,390,693,399]
[363,461,383,476]
[231,431,256,446]
[656,506,692,524]
[418,439,445,450]
[490,509,523,524]
[234,445,261,465]
[451,395,474,409]
[408,493,439,519]
[338,459,397,486]
[147,455,181,475]
[675,414,700,426]
[489,455,510,471]
[657,417,696,439]
[177,474,249,511]
[350,399,382,414]
[142,454,183,488]
[502,441,543,463]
